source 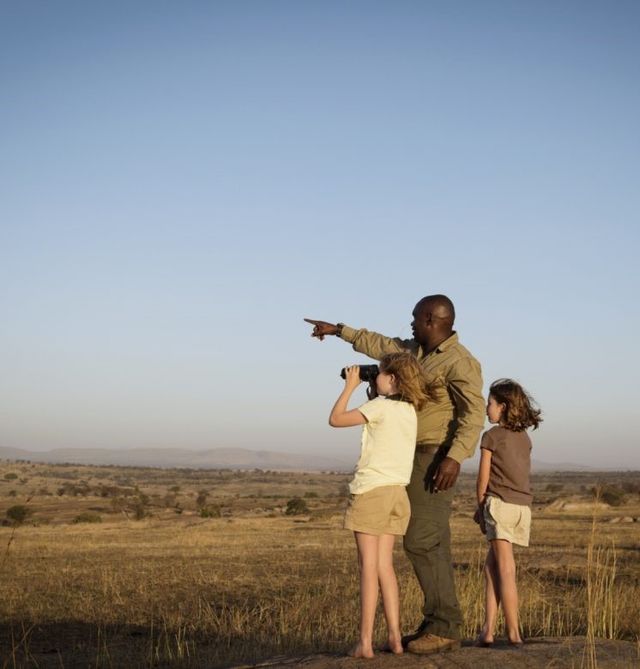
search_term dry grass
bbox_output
[0,462,639,668]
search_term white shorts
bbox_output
[483,495,531,547]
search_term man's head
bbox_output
[411,294,455,346]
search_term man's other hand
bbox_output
[433,456,460,491]
[304,318,338,341]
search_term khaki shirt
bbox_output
[340,326,485,463]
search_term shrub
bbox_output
[131,497,149,520]
[73,512,102,524]
[285,497,309,516]
[3,473,18,480]
[111,496,127,513]
[304,492,319,498]
[621,481,640,495]
[200,505,222,518]
[597,485,627,507]
[6,505,32,524]
[545,483,564,493]
[196,490,209,508]
[57,482,91,497]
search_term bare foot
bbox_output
[507,630,523,645]
[348,642,375,659]
[474,633,494,647]
[387,634,403,654]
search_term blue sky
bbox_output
[1,2,639,468]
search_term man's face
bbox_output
[411,301,430,344]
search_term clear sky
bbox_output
[2,2,639,468]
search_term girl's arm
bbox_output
[473,448,492,533]
[329,366,368,428]
[476,448,492,506]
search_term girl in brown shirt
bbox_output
[474,379,542,648]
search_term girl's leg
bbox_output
[480,545,500,642]
[491,539,522,643]
[376,533,402,653]
[351,532,379,658]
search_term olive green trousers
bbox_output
[403,449,463,640]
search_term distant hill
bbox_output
[460,456,603,473]
[0,446,625,473]
[0,446,352,472]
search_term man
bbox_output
[304,294,484,654]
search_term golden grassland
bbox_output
[0,461,639,668]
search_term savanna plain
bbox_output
[0,461,639,668]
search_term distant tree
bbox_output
[196,490,209,508]
[131,492,150,520]
[545,483,564,493]
[285,497,309,516]
[6,505,32,525]
[596,485,627,507]
[621,481,640,495]
[200,505,222,518]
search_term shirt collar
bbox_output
[432,331,459,354]
[386,393,413,403]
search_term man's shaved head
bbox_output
[416,294,455,326]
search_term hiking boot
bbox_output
[406,633,461,655]
[401,620,428,648]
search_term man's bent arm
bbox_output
[445,357,485,463]
[340,325,417,360]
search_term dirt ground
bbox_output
[231,637,640,669]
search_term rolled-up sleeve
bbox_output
[445,356,485,463]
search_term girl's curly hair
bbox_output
[489,378,542,431]
[379,352,431,411]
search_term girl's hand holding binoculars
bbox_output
[343,366,362,390]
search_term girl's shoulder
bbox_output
[481,425,511,450]
[482,425,506,441]
[358,396,394,422]
[483,425,532,450]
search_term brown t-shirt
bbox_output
[480,426,533,506]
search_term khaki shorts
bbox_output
[483,495,531,547]
[343,485,410,536]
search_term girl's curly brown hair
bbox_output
[379,352,431,411]
[489,378,542,432]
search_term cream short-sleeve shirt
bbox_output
[348,397,417,495]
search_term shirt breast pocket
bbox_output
[425,373,448,403]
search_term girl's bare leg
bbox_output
[491,539,522,643]
[480,546,499,643]
[350,532,378,658]
[377,533,403,653]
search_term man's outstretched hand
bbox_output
[304,318,338,341]
[433,456,460,492]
